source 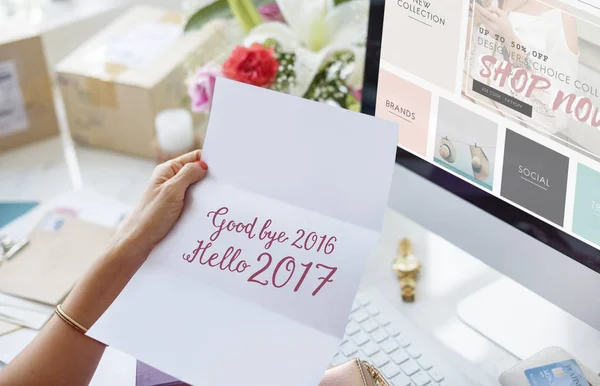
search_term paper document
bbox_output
[0,293,53,330]
[0,212,115,305]
[0,321,19,337]
[88,78,398,386]
[0,189,131,329]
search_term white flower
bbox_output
[244,0,368,97]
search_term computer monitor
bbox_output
[362,0,600,359]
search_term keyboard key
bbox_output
[376,314,391,326]
[361,319,379,333]
[385,325,401,336]
[371,329,389,343]
[380,339,399,354]
[417,356,433,370]
[365,304,380,315]
[339,341,358,356]
[381,362,402,379]
[397,336,411,348]
[356,293,370,305]
[389,372,412,386]
[371,351,390,367]
[407,345,421,358]
[412,371,432,386]
[345,321,360,335]
[361,341,380,356]
[429,369,444,382]
[330,353,348,367]
[400,360,420,376]
[352,331,370,346]
[352,309,369,323]
[390,350,410,365]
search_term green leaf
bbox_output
[333,0,352,5]
[184,0,272,33]
[345,92,360,111]
[184,0,232,32]
[243,0,264,26]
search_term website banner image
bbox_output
[463,0,600,163]
[376,0,600,251]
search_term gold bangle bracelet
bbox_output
[55,304,88,334]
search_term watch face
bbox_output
[393,256,420,272]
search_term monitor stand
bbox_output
[457,277,600,371]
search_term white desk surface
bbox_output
[0,0,517,383]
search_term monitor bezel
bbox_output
[360,0,600,274]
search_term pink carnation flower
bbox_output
[188,63,222,113]
[350,86,362,102]
[258,2,284,22]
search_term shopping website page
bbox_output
[376,0,600,250]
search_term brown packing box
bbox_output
[56,5,229,158]
[0,22,59,152]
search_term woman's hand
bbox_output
[475,4,516,42]
[60,148,209,330]
[61,148,210,328]
[115,150,208,259]
[0,150,209,386]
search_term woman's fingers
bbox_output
[473,3,486,17]
[477,5,496,22]
[166,161,209,195]
[153,150,203,181]
[474,6,492,28]
[173,149,202,166]
[486,6,503,16]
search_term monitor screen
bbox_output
[362,0,600,272]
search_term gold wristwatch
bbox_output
[392,238,421,302]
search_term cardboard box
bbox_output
[56,5,228,158]
[0,24,59,152]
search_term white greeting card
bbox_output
[88,78,398,385]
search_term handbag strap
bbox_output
[360,360,392,386]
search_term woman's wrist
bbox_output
[108,230,153,268]
[61,237,151,329]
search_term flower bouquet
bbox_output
[184,0,368,114]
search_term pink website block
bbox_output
[375,69,432,157]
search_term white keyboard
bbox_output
[331,288,474,386]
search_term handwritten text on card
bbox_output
[181,206,339,295]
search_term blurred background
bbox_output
[0,0,366,205]
[0,0,368,378]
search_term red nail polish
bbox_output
[199,161,208,170]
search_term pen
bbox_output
[0,236,29,263]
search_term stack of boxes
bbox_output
[1,5,232,158]
[0,22,59,152]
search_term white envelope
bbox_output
[88,78,398,386]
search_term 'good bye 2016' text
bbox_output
[181,206,338,296]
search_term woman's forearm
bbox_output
[0,151,208,386]
[0,236,148,386]
[61,235,150,328]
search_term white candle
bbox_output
[154,109,195,154]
